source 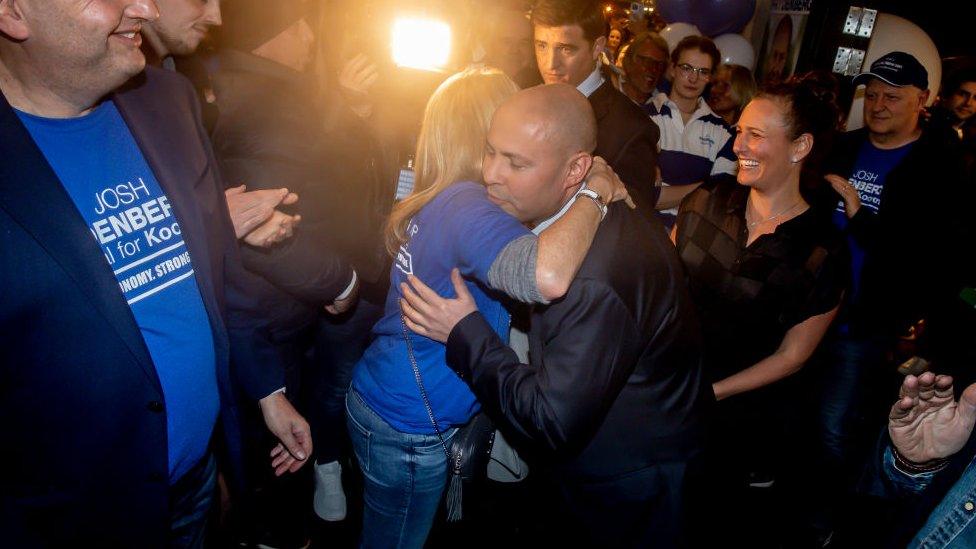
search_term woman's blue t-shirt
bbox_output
[351,181,532,434]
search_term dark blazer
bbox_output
[588,79,661,217]
[0,67,283,547]
[445,202,709,473]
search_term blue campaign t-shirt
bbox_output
[351,181,531,434]
[16,101,219,483]
[832,139,914,308]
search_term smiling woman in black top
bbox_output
[674,75,848,402]
[672,75,849,542]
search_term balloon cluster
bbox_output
[656,0,757,70]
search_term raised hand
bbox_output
[400,268,477,343]
[339,54,378,119]
[889,371,976,463]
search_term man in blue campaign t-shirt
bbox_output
[16,101,219,483]
[832,139,914,307]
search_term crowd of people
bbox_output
[1,0,975,548]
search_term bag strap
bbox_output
[399,315,453,463]
[400,315,464,521]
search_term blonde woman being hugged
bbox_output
[346,67,629,548]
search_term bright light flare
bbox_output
[391,17,452,72]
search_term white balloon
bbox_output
[846,13,941,130]
[713,33,756,71]
[659,22,701,54]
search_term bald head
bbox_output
[497,83,597,155]
[483,83,598,224]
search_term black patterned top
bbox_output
[674,175,849,381]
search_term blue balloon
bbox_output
[655,0,695,26]
[692,0,757,37]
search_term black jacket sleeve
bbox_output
[239,226,353,304]
[612,121,661,216]
[185,81,286,401]
[219,153,355,305]
[445,279,638,455]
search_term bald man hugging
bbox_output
[400,84,711,547]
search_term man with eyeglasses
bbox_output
[647,35,737,229]
[619,31,669,108]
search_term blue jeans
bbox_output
[346,389,457,549]
[312,299,384,464]
[169,452,216,549]
[816,334,885,465]
[805,333,887,532]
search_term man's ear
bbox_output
[917,89,931,111]
[0,0,29,42]
[591,35,606,60]
[565,151,593,189]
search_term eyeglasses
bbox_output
[676,63,712,81]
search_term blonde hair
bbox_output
[384,66,520,255]
[722,64,758,119]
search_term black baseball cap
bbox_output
[217,0,317,52]
[853,51,928,90]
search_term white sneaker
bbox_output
[313,460,347,521]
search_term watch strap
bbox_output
[577,188,608,220]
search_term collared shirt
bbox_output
[615,78,659,108]
[674,176,848,381]
[647,92,738,228]
[576,64,605,98]
[532,183,588,235]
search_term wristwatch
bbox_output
[577,188,608,220]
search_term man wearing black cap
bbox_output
[808,51,973,539]
[213,1,397,544]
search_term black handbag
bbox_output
[400,316,496,522]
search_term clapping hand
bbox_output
[225,185,301,247]
[825,174,861,219]
[224,186,297,237]
[889,371,976,463]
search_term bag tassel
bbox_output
[446,454,463,522]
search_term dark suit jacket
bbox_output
[0,67,283,547]
[588,79,661,218]
[445,202,709,479]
